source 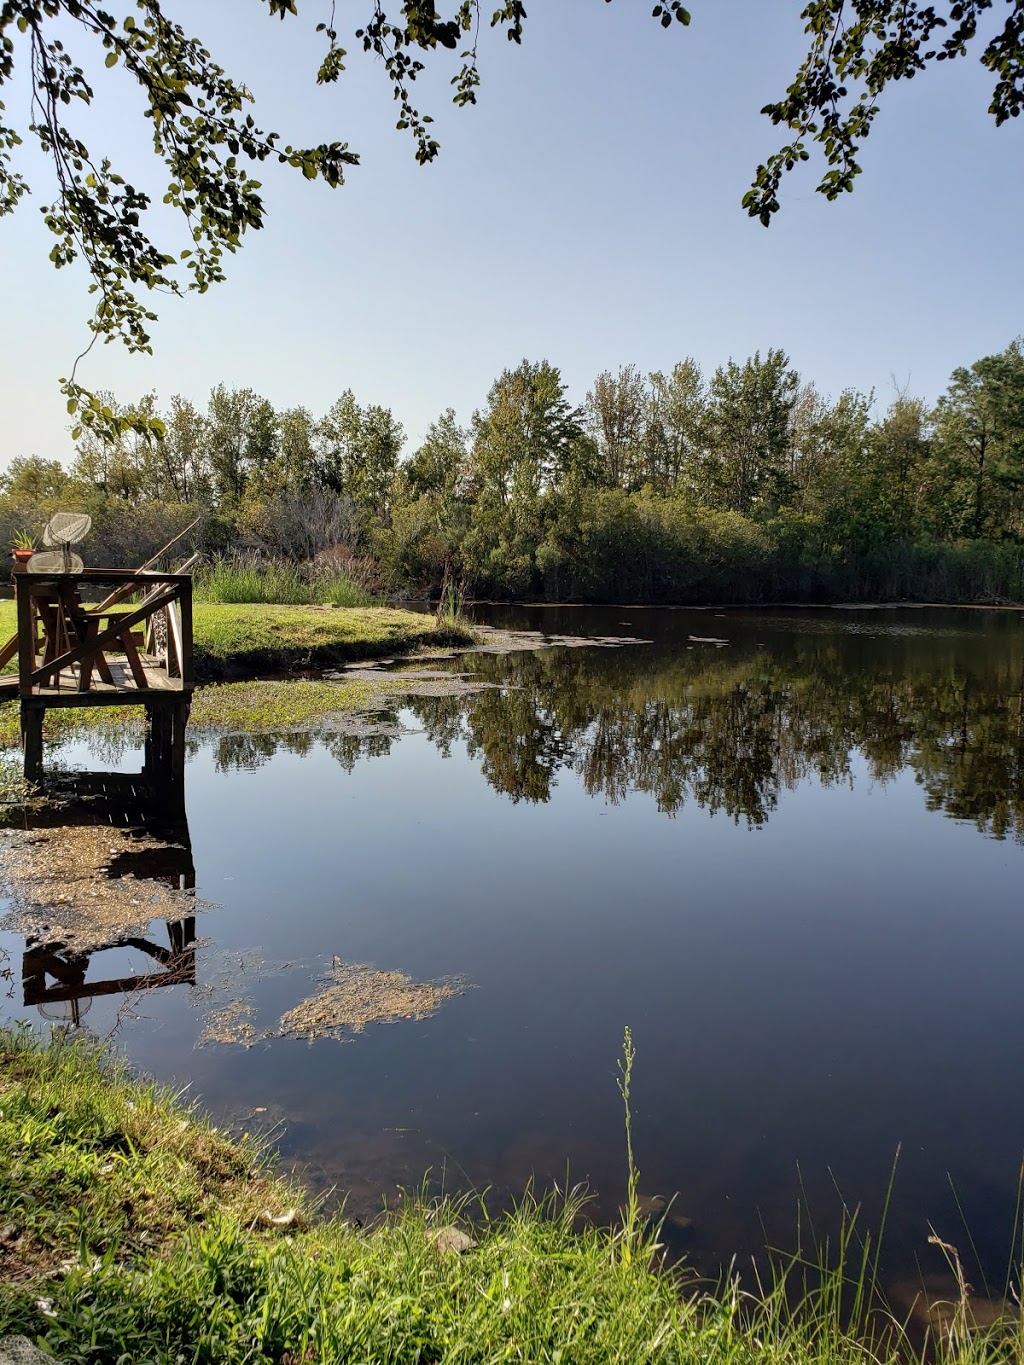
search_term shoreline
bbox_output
[0,602,476,686]
[472,598,1024,613]
[1,1027,1014,1363]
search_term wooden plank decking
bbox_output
[27,656,186,705]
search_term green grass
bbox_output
[190,603,471,675]
[1,1026,1021,1364]
[0,599,474,684]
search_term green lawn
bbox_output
[0,600,472,680]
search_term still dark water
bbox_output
[4,604,1024,1288]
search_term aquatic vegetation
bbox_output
[274,957,464,1042]
[197,1000,259,1049]
[0,823,199,952]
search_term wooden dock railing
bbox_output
[14,568,193,700]
[10,568,194,790]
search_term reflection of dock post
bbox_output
[20,702,43,783]
[142,699,190,799]
[19,791,199,1021]
[171,699,190,789]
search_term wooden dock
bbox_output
[26,659,187,700]
[4,567,194,795]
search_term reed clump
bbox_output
[194,552,379,608]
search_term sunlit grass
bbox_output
[2,1026,1022,1364]
[0,598,474,704]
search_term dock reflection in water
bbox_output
[8,770,199,1033]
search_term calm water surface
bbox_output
[3,604,1024,1285]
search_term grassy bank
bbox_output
[0,601,473,681]
[0,600,472,751]
[0,1027,1018,1364]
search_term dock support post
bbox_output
[144,699,190,804]
[20,703,43,784]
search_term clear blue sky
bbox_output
[2,0,1022,464]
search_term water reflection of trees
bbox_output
[204,626,1024,838]
[211,729,396,773]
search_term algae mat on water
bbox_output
[0,678,381,750]
[274,957,465,1042]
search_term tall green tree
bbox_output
[155,396,210,504]
[71,390,162,499]
[585,366,648,491]
[405,409,469,504]
[860,395,932,543]
[0,454,72,502]
[787,385,871,522]
[931,341,1024,539]
[705,350,799,516]
[646,360,708,498]
[383,410,471,589]
[465,359,583,593]
[356,405,405,523]
[315,392,362,495]
[314,392,404,521]
[469,360,583,506]
[206,386,278,511]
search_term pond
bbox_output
[3,603,1024,1291]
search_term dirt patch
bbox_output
[273,957,464,1043]
[0,825,200,952]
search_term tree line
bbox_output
[4,337,1024,603]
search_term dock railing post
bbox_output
[178,576,193,691]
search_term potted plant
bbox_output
[11,529,37,567]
